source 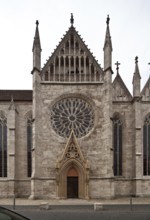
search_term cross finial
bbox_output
[36,20,39,26]
[70,13,74,26]
[135,56,138,64]
[115,61,120,73]
[106,15,110,25]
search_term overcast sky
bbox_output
[0,0,150,93]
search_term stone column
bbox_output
[63,56,66,81]
[8,98,18,197]
[84,53,86,81]
[133,98,142,196]
[30,66,42,199]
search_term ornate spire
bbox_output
[103,15,112,70]
[103,15,112,50]
[133,56,141,97]
[32,20,42,70]
[32,20,41,52]
[134,56,141,78]
[70,13,74,26]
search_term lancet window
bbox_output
[143,114,150,175]
[27,115,32,177]
[0,114,7,177]
[113,116,122,176]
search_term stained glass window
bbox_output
[143,114,150,175]
[27,116,32,177]
[0,116,7,177]
[113,116,122,176]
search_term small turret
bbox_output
[103,15,112,70]
[132,56,141,97]
[32,20,42,70]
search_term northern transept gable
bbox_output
[41,18,103,84]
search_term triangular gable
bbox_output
[60,130,85,163]
[41,26,103,84]
[112,73,132,102]
[141,76,150,101]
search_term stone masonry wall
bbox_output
[32,82,113,199]
[0,101,32,198]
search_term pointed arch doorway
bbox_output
[56,130,90,199]
[67,167,78,198]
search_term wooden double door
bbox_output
[67,168,78,198]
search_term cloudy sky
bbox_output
[0,0,150,93]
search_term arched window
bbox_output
[143,114,150,175]
[0,116,7,177]
[27,115,32,177]
[113,116,122,176]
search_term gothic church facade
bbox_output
[0,15,150,199]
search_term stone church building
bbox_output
[0,15,150,199]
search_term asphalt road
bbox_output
[19,210,150,220]
[15,205,150,220]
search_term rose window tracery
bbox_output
[50,97,94,138]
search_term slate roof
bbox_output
[0,90,32,101]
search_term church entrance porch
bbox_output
[56,130,90,199]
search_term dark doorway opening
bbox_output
[67,167,78,198]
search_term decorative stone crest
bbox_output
[60,130,85,163]
[65,143,80,159]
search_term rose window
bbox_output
[51,97,94,138]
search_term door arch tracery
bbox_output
[56,130,89,199]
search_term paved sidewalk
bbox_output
[0,197,150,206]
